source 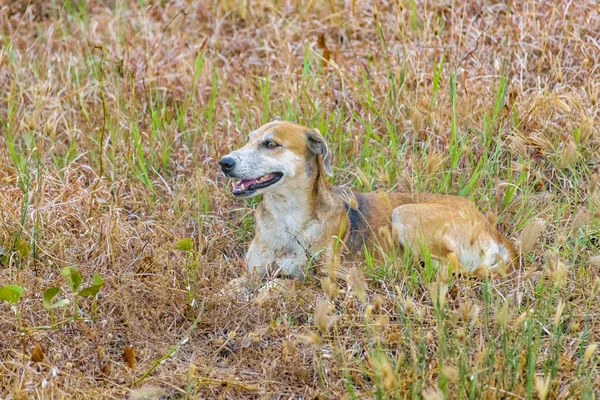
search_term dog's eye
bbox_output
[263,140,280,149]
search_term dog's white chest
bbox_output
[245,201,323,279]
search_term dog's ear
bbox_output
[306,128,333,177]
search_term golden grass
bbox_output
[0,0,599,398]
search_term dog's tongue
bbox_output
[233,178,258,190]
[233,173,275,191]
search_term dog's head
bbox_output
[219,120,332,197]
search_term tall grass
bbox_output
[0,0,598,398]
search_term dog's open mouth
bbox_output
[232,172,283,195]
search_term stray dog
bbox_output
[219,120,516,282]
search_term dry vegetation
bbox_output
[1,0,600,398]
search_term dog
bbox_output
[219,120,516,282]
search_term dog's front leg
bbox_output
[276,258,309,280]
[245,237,280,279]
[223,239,272,299]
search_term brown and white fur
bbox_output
[219,120,516,282]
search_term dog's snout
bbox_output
[219,156,236,174]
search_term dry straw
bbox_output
[2,0,599,397]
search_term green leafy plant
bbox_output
[60,267,103,320]
[0,284,23,304]
[61,266,82,319]
[174,238,196,305]
[42,287,69,329]
[174,238,193,251]
[77,272,104,320]
[0,237,30,267]
[0,284,24,328]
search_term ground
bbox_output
[0,0,599,399]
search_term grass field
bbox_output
[1,0,599,398]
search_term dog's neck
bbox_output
[260,168,341,229]
[262,189,313,218]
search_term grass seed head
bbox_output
[442,365,459,383]
[583,343,598,363]
[515,311,529,330]
[320,277,337,301]
[519,219,545,254]
[494,58,502,73]
[560,140,577,168]
[372,294,384,314]
[523,267,538,281]
[377,226,394,249]
[348,267,367,303]
[426,152,446,175]
[401,296,417,316]
[486,211,498,229]
[188,363,196,381]
[535,375,551,400]
[472,263,490,277]
[570,321,581,333]
[495,301,510,329]
[422,386,444,400]
[495,254,508,277]
[570,208,589,235]
[375,314,389,329]
[459,301,480,324]
[553,299,565,327]
[589,173,599,194]
[425,331,435,344]
[580,116,594,144]
[130,386,166,400]
[554,97,571,113]
[364,304,374,320]
[554,232,567,247]
[446,252,461,273]
[314,299,329,333]
[379,356,396,392]
[296,331,321,346]
[591,276,600,299]
[546,255,569,288]
[355,167,370,186]
[456,327,466,342]
[436,265,449,282]
[428,282,448,309]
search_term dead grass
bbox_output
[0,0,599,398]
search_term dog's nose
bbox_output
[219,156,236,174]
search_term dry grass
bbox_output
[1,0,599,398]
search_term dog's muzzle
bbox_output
[219,156,236,175]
